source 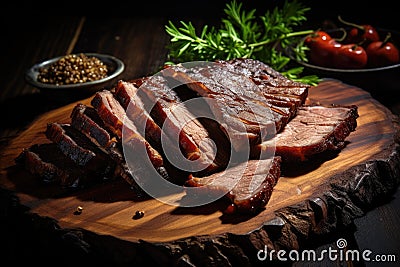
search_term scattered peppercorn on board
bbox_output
[0,79,399,260]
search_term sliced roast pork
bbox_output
[214,60,306,127]
[254,104,359,161]
[128,76,202,161]
[13,56,360,218]
[90,89,190,189]
[185,156,281,214]
[69,102,140,188]
[113,80,165,152]
[217,58,310,109]
[162,63,277,154]
[15,143,96,187]
[163,62,273,151]
[70,103,116,148]
[91,89,164,168]
[45,122,117,179]
[127,75,230,176]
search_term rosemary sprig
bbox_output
[164,0,320,85]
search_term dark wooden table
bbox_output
[1,1,399,266]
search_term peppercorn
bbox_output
[132,210,145,219]
[37,53,108,85]
[74,206,84,215]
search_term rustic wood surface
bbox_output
[1,78,399,266]
[1,3,400,266]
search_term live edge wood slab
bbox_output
[0,79,399,266]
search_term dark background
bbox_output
[2,0,398,79]
[1,1,399,266]
[2,0,398,103]
[3,0,398,83]
[2,0,398,27]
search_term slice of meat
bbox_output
[15,143,99,187]
[69,102,147,190]
[113,80,165,152]
[162,63,277,153]
[70,103,115,148]
[131,75,230,175]
[90,89,186,188]
[45,122,117,179]
[128,76,200,160]
[188,62,296,128]
[185,157,281,214]
[91,89,164,168]
[254,104,359,161]
[216,58,310,108]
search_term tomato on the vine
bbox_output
[332,44,368,69]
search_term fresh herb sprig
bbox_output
[165,0,320,85]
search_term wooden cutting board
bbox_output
[1,79,399,263]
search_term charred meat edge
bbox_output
[162,64,278,152]
[45,122,116,177]
[126,76,229,175]
[254,104,359,161]
[70,103,115,149]
[185,156,281,214]
[15,143,98,187]
[91,89,164,168]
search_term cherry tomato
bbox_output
[366,34,400,67]
[307,39,342,67]
[304,31,341,67]
[347,26,380,46]
[332,44,368,69]
[304,30,332,46]
[338,16,380,45]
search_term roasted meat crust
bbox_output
[15,58,359,215]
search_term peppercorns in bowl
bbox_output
[25,53,125,94]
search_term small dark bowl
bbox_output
[290,28,400,93]
[25,53,125,95]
